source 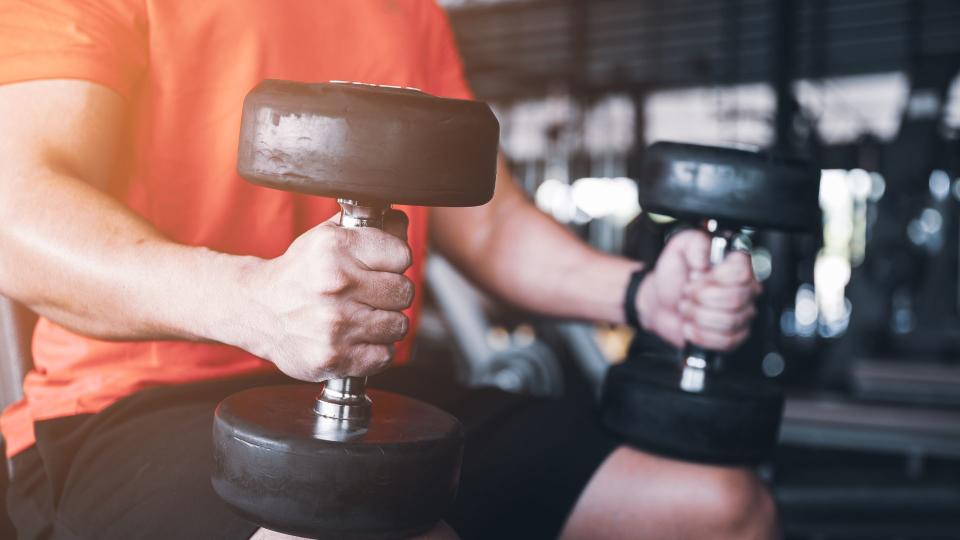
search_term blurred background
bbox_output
[411,1,960,538]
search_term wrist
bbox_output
[195,250,273,354]
[634,268,657,333]
[623,266,648,328]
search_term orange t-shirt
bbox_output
[0,0,474,458]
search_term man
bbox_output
[0,1,771,539]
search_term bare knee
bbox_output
[562,446,777,540]
[249,522,459,540]
[689,466,778,540]
[250,529,305,540]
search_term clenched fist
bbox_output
[636,229,762,350]
[240,210,414,382]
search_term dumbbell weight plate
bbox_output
[639,141,821,233]
[212,385,462,540]
[237,80,499,207]
[601,354,784,465]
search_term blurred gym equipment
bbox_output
[427,255,565,397]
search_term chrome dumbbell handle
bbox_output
[313,198,389,422]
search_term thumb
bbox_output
[383,209,409,241]
[669,229,711,273]
[324,211,342,226]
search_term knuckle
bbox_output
[327,308,352,336]
[364,345,392,370]
[319,225,347,255]
[325,268,352,293]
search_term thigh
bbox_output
[370,367,620,540]
[12,374,287,540]
[56,403,254,539]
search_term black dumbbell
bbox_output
[602,141,820,465]
[211,80,499,539]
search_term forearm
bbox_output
[432,157,642,324]
[474,208,639,324]
[0,166,258,345]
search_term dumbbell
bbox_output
[211,80,499,539]
[601,141,820,464]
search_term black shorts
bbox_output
[6,366,619,540]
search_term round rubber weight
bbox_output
[237,80,499,207]
[601,356,784,465]
[212,385,463,540]
[639,141,821,233]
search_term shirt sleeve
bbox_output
[0,0,147,99]
[419,1,475,101]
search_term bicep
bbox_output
[0,79,126,192]
[430,152,528,262]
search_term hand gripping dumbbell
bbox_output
[211,80,499,539]
[601,141,820,465]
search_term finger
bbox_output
[708,252,755,285]
[342,343,395,377]
[688,283,758,310]
[682,325,750,352]
[652,230,711,301]
[668,229,711,273]
[352,271,415,310]
[341,226,413,273]
[383,209,409,241]
[680,302,755,333]
[650,310,686,349]
[350,308,410,344]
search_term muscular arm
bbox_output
[0,80,250,342]
[431,156,640,325]
[431,153,760,350]
[0,79,411,380]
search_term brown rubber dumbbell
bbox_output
[212,80,499,539]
